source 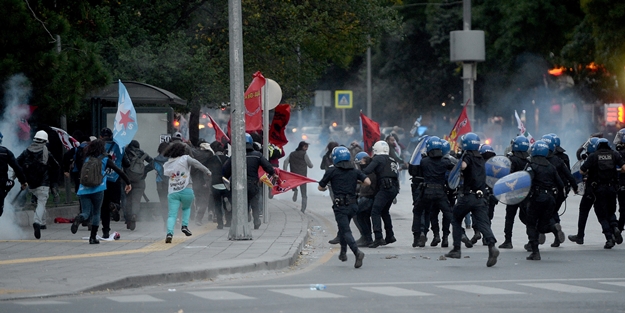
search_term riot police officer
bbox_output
[318,147,370,268]
[550,133,571,170]
[363,141,400,248]
[542,134,577,247]
[524,140,565,260]
[470,144,498,246]
[614,128,625,231]
[429,139,458,247]
[499,136,530,249]
[411,137,454,247]
[579,138,625,249]
[354,151,377,247]
[568,137,600,245]
[445,133,500,267]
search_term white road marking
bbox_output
[353,286,434,296]
[15,300,70,305]
[270,288,345,298]
[188,291,255,300]
[437,284,525,295]
[518,283,613,294]
[107,295,164,302]
[600,282,625,287]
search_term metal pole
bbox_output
[462,0,475,125]
[56,34,71,204]
[228,0,252,240]
[366,36,372,118]
[262,85,269,224]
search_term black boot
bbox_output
[499,240,513,249]
[441,235,449,248]
[412,233,419,248]
[461,233,473,248]
[470,231,482,245]
[527,245,540,260]
[328,234,340,245]
[487,244,499,267]
[445,247,461,259]
[338,248,348,262]
[71,215,84,234]
[430,235,441,247]
[89,226,100,244]
[418,232,427,247]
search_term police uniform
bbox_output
[500,149,530,248]
[568,137,601,245]
[546,151,577,246]
[524,141,564,260]
[412,146,454,247]
[580,140,625,248]
[617,144,625,231]
[445,133,499,267]
[355,156,377,247]
[363,150,400,248]
[318,147,366,268]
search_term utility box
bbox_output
[450,30,485,62]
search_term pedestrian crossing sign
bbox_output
[335,90,353,109]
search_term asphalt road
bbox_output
[5,185,625,313]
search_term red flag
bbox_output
[447,105,472,145]
[244,71,266,132]
[269,104,291,148]
[258,167,317,196]
[207,113,230,144]
[50,126,80,151]
[360,111,380,155]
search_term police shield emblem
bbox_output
[485,156,512,188]
[409,135,430,166]
[493,171,532,205]
[447,152,464,189]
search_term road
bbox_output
[4,185,625,313]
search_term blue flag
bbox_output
[113,80,138,149]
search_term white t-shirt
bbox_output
[164,155,211,194]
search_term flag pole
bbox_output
[262,83,269,224]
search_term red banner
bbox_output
[360,112,380,155]
[447,105,472,144]
[207,113,230,144]
[258,167,317,196]
[269,104,291,148]
[244,71,266,132]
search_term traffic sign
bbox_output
[335,90,353,109]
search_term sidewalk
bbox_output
[0,198,310,301]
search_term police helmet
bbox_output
[331,146,351,164]
[531,140,550,157]
[245,133,253,144]
[426,136,443,152]
[441,139,451,156]
[586,137,600,154]
[460,133,480,151]
[548,133,560,147]
[511,136,530,152]
[354,151,369,163]
[479,144,494,155]
[541,134,556,152]
[617,128,625,144]
[372,141,389,155]
[596,138,610,150]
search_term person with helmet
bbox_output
[523,140,565,260]
[569,137,600,245]
[362,140,400,248]
[98,127,125,239]
[576,132,604,161]
[444,132,500,267]
[579,138,625,249]
[283,141,314,213]
[615,129,625,231]
[541,134,577,248]
[353,151,377,247]
[429,138,459,248]
[469,144,498,246]
[0,131,27,217]
[17,130,60,239]
[223,133,275,229]
[499,136,531,249]
[318,146,370,268]
[411,136,454,248]
[550,133,571,170]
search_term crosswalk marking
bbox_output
[518,283,613,293]
[107,295,164,302]
[188,291,255,300]
[270,288,345,299]
[353,286,434,297]
[600,282,625,287]
[16,300,69,305]
[437,284,525,295]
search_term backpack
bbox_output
[125,151,148,183]
[154,157,165,183]
[21,150,47,186]
[80,155,105,187]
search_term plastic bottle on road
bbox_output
[309,284,326,290]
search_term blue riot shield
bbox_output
[485,156,512,188]
[447,152,464,190]
[493,171,532,205]
[570,160,584,195]
[409,135,430,166]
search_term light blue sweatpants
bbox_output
[167,188,194,235]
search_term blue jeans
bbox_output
[78,191,104,226]
[167,188,194,235]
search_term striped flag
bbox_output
[514,110,535,144]
[50,126,80,151]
